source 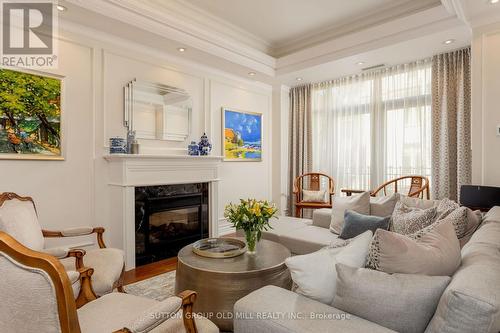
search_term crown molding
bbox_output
[441,0,500,28]
[64,0,276,76]
[61,0,471,82]
[275,5,460,75]
[441,0,467,23]
[272,0,442,56]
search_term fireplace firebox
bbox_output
[135,183,209,266]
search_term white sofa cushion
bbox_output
[334,263,451,333]
[370,193,399,217]
[279,225,340,254]
[330,192,371,234]
[234,285,395,333]
[0,199,44,251]
[285,231,372,305]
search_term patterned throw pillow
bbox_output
[409,206,468,241]
[436,198,460,219]
[390,201,437,235]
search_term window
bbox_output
[311,60,432,192]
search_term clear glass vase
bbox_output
[244,230,258,254]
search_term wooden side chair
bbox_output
[0,192,125,305]
[342,175,430,199]
[0,231,219,333]
[293,173,335,217]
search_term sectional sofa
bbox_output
[234,203,500,333]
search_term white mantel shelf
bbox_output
[103,154,224,161]
[104,153,223,187]
[104,152,223,269]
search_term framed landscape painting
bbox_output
[0,68,63,160]
[222,107,262,161]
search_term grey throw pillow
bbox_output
[339,210,390,239]
[334,263,451,333]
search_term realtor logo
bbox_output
[1,0,58,68]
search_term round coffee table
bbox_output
[175,238,292,331]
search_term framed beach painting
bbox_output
[222,107,262,161]
[0,68,63,160]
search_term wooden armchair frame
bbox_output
[0,231,199,333]
[341,175,430,199]
[0,192,124,306]
[293,172,335,217]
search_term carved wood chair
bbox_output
[0,231,219,333]
[0,192,125,305]
[341,175,430,199]
[293,173,335,217]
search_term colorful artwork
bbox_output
[223,108,262,161]
[0,68,62,159]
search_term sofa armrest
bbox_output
[234,286,395,333]
[312,208,332,229]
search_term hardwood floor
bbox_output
[123,257,177,285]
[123,233,238,285]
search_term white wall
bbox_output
[471,22,500,187]
[1,21,274,249]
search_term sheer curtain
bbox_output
[312,59,432,192]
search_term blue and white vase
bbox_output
[198,133,212,156]
[188,141,200,156]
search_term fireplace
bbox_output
[135,183,209,266]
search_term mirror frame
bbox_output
[124,79,192,141]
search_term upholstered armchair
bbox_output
[0,231,219,333]
[0,192,125,306]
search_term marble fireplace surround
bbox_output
[104,154,223,269]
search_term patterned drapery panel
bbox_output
[431,47,471,201]
[288,85,312,216]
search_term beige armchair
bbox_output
[0,192,125,305]
[0,231,219,333]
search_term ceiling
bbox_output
[177,0,441,56]
[60,0,499,86]
[181,0,405,48]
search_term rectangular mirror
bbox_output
[124,80,192,141]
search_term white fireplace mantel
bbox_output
[104,153,223,269]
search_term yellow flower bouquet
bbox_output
[224,199,277,253]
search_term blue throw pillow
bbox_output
[340,210,390,239]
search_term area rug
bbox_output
[124,270,176,301]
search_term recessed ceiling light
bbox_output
[56,4,66,11]
[357,61,365,65]
[296,77,303,81]
[248,72,256,76]
[443,39,455,45]
[490,0,499,4]
[177,47,186,52]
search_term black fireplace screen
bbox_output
[135,183,209,266]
